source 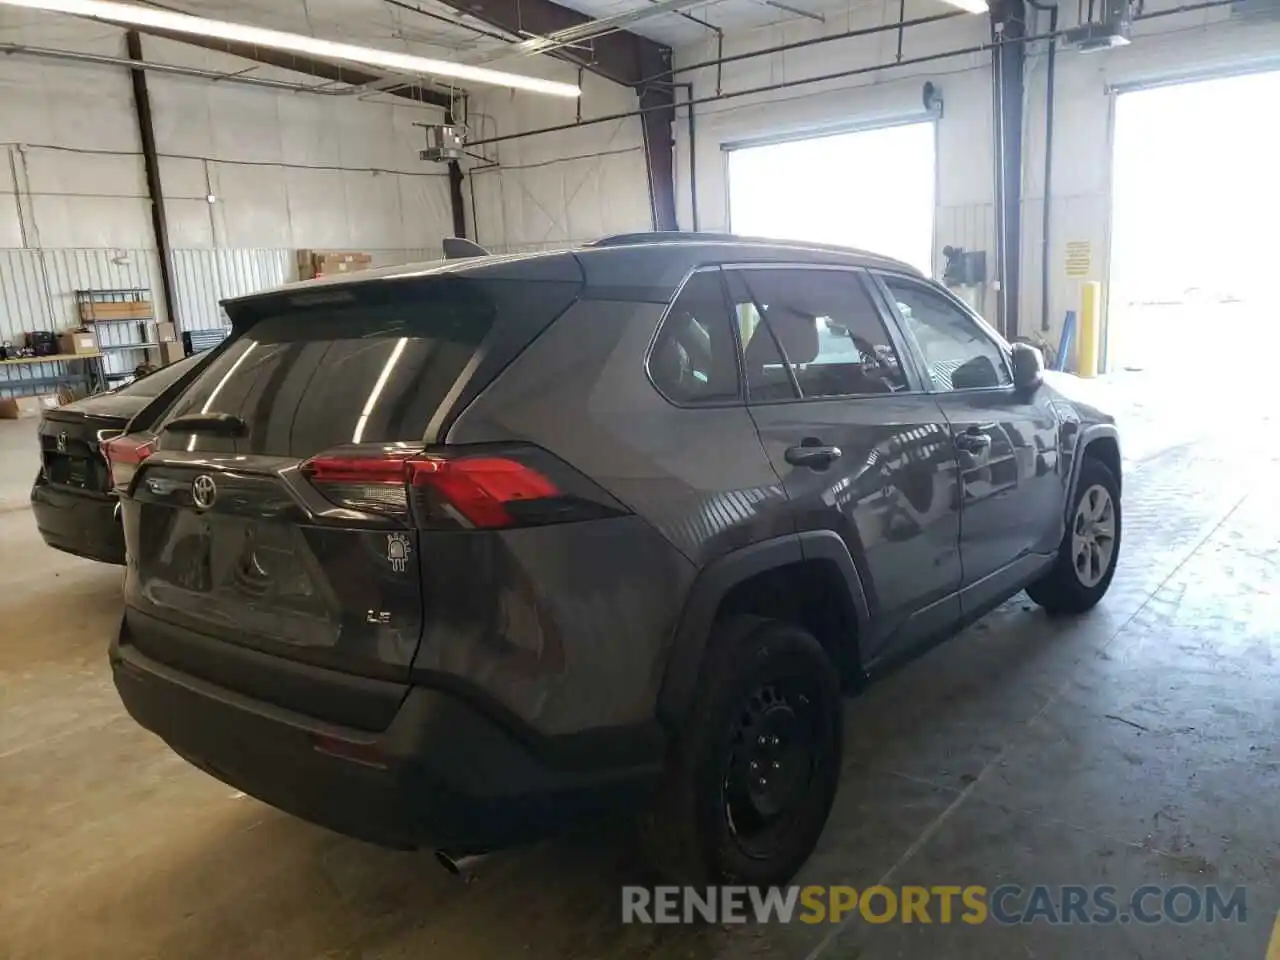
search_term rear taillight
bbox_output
[300,446,624,529]
[411,457,559,528]
[102,435,155,492]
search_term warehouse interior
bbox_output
[2,0,1279,956]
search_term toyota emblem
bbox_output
[191,474,218,510]
[56,431,68,454]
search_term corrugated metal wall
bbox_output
[0,248,161,334]
[0,246,437,396]
[2,246,440,338]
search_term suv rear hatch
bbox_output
[118,269,584,727]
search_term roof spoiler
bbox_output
[443,237,489,260]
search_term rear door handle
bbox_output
[785,441,843,468]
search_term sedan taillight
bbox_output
[102,435,155,493]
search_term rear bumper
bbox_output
[110,623,663,852]
[31,479,124,565]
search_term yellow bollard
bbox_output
[1076,281,1101,378]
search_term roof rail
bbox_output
[586,232,919,271]
[587,231,737,247]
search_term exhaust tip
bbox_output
[435,850,461,875]
[435,849,487,881]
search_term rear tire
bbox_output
[1027,456,1122,614]
[639,616,842,887]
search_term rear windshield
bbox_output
[160,278,520,457]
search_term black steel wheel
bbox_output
[639,616,843,887]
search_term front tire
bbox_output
[1027,456,1122,614]
[639,616,843,887]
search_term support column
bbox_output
[638,47,677,232]
[125,30,178,328]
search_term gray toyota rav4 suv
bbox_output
[108,233,1121,886]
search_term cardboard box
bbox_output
[297,249,373,280]
[0,394,59,419]
[78,300,153,322]
[156,321,177,343]
[159,340,185,364]
[58,330,98,355]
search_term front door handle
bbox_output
[954,429,993,453]
[785,440,843,468]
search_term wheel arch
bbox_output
[1065,424,1121,523]
[657,532,871,728]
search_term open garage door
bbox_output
[726,121,936,274]
[1109,70,1280,376]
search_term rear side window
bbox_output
[726,268,909,401]
[161,278,571,456]
[648,269,741,405]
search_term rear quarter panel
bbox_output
[440,297,790,735]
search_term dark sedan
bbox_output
[31,354,204,563]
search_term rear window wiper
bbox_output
[162,413,248,437]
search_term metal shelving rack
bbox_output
[74,288,158,384]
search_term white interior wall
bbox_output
[0,8,655,346]
[674,0,1280,351]
[462,64,654,254]
[0,11,451,340]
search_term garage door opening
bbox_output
[1108,70,1280,377]
[726,121,936,274]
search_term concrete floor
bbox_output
[1,377,1277,959]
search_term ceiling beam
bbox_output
[426,0,670,87]
[124,27,456,110]
[425,0,678,230]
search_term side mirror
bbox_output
[1011,341,1044,391]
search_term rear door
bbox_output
[728,265,963,661]
[123,274,580,683]
[874,272,1063,611]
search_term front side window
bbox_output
[648,269,741,405]
[725,268,909,401]
[882,276,1012,391]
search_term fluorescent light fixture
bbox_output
[940,0,989,11]
[0,0,582,97]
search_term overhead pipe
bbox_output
[642,9,968,84]
[469,36,1029,147]
[1,42,368,95]
[467,0,1236,145]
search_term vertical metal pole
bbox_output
[683,83,699,231]
[989,0,1026,339]
[447,162,467,238]
[445,102,467,239]
[125,30,179,329]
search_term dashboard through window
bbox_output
[881,276,1012,391]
